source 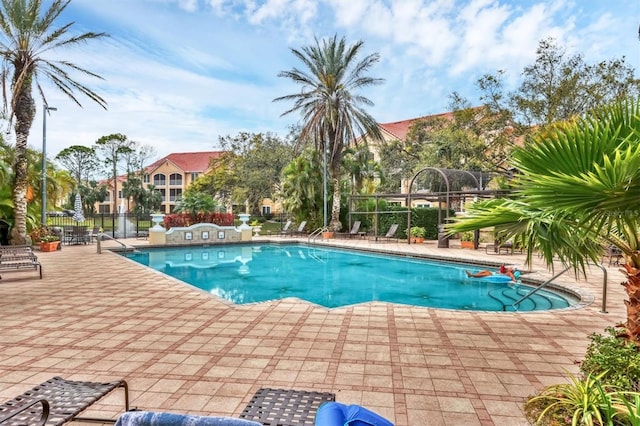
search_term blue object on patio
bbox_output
[314,402,394,426]
[115,411,262,426]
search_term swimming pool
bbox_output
[123,244,577,311]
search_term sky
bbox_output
[12,0,640,164]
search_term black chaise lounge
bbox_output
[0,376,129,425]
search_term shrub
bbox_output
[580,326,640,392]
[163,212,234,229]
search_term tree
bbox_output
[173,188,219,219]
[78,180,108,215]
[481,38,640,128]
[275,34,384,231]
[279,148,324,228]
[448,99,640,341]
[55,145,99,186]
[193,132,293,214]
[342,144,382,194]
[0,0,107,244]
[94,134,134,216]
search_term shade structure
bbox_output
[72,193,85,222]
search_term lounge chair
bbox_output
[378,224,399,242]
[0,376,129,425]
[337,221,365,239]
[239,388,335,425]
[0,245,42,279]
[290,221,307,237]
[278,220,292,237]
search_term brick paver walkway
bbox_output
[0,237,627,425]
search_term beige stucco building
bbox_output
[98,151,224,214]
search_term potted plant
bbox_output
[405,226,426,244]
[30,225,59,251]
[460,231,475,249]
[39,234,60,252]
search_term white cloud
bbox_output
[19,0,638,165]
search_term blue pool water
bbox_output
[122,244,576,311]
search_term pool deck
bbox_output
[0,236,627,425]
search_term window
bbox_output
[153,174,166,186]
[143,173,150,183]
[261,206,271,215]
[169,188,182,202]
[118,190,122,199]
[98,205,110,214]
[104,193,110,202]
[169,173,182,186]
[191,172,199,181]
[156,188,166,202]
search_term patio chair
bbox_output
[239,388,335,425]
[0,245,42,280]
[290,221,307,237]
[377,224,399,242]
[602,245,623,266]
[337,221,365,239]
[485,239,522,255]
[88,225,101,243]
[278,220,292,237]
[0,376,129,426]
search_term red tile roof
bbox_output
[378,111,456,141]
[146,151,224,174]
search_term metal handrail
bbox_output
[512,266,571,308]
[308,227,328,244]
[96,233,136,254]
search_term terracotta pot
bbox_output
[411,237,424,244]
[39,241,60,252]
[322,231,334,239]
[461,241,475,249]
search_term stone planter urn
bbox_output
[150,213,165,231]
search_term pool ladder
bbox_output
[96,233,138,254]
[308,227,328,244]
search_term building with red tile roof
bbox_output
[97,151,224,214]
[377,111,456,142]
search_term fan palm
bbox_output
[0,0,107,244]
[275,34,384,231]
[448,99,640,340]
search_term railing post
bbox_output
[594,263,608,313]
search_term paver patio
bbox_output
[0,237,628,425]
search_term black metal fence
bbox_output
[47,213,152,239]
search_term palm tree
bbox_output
[280,149,324,227]
[275,34,384,231]
[448,99,640,341]
[0,0,107,244]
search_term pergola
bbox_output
[347,167,507,245]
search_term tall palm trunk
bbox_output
[621,262,640,342]
[330,174,341,231]
[10,86,36,245]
